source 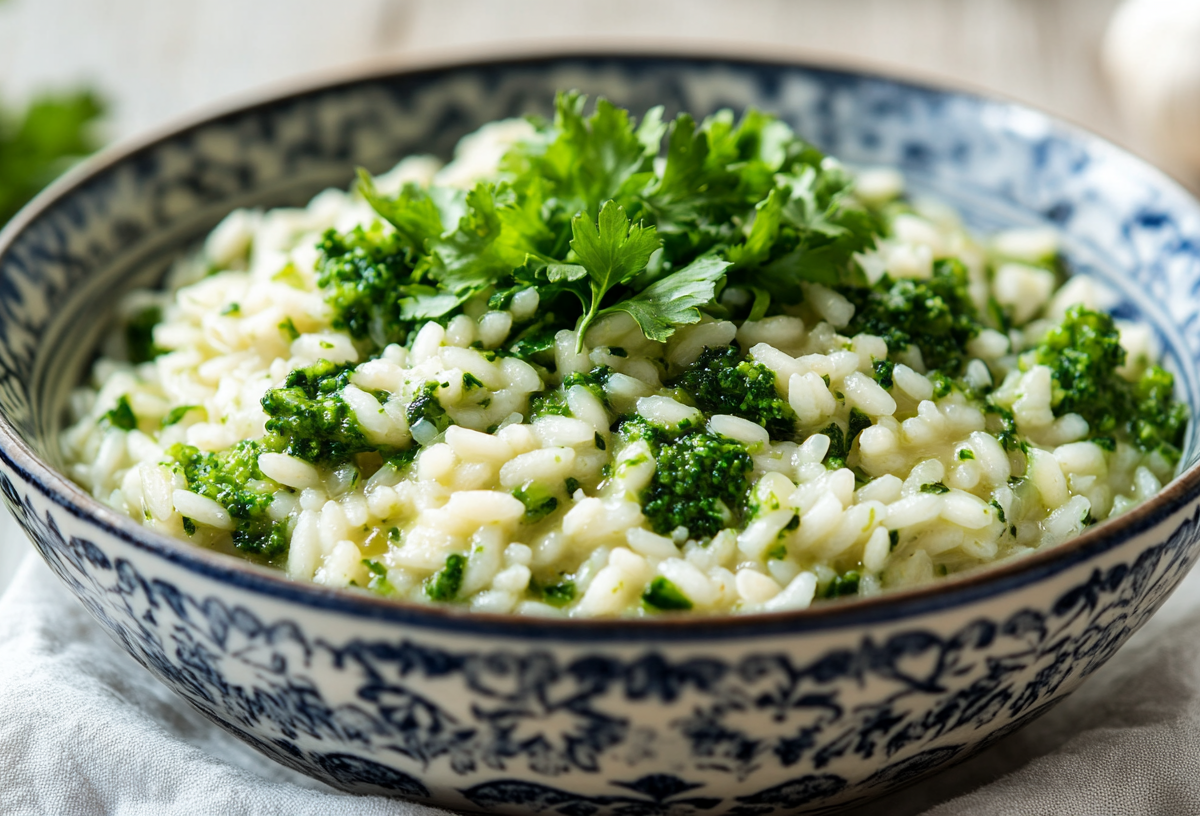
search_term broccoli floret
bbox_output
[425,553,466,602]
[617,414,672,449]
[640,429,753,538]
[1032,305,1127,433]
[125,305,162,364]
[1031,305,1188,461]
[316,225,416,350]
[844,258,981,374]
[674,346,797,437]
[261,359,377,466]
[1132,364,1189,457]
[169,441,287,560]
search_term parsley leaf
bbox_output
[601,255,730,342]
[570,200,661,349]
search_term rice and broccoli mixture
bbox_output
[61,94,1188,616]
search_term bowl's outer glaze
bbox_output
[2,53,1200,813]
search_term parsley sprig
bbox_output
[340,91,881,356]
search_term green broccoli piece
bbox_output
[169,441,287,560]
[1131,364,1189,457]
[1032,305,1127,434]
[316,225,417,350]
[1031,305,1188,461]
[674,345,796,437]
[844,258,982,374]
[640,429,753,538]
[260,359,376,466]
[425,553,466,602]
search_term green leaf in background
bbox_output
[0,90,105,225]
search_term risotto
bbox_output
[61,94,1188,616]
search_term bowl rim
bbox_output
[2,43,1200,641]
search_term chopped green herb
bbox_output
[162,405,202,427]
[819,570,860,599]
[920,482,950,495]
[513,481,559,523]
[957,448,975,460]
[102,396,137,431]
[405,382,454,438]
[462,372,485,390]
[278,316,300,341]
[425,553,467,602]
[220,302,240,316]
[541,581,576,607]
[873,359,895,389]
[125,306,162,364]
[642,576,693,611]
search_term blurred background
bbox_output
[1,0,1198,588]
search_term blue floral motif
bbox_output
[3,464,1200,812]
[462,773,723,816]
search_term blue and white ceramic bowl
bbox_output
[2,51,1200,813]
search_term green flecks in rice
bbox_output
[60,97,1188,618]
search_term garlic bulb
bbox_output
[1103,0,1200,178]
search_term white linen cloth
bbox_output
[3,546,1200,816]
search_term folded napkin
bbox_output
[3,545,1200,816]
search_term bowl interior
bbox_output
[3,53,1200,539]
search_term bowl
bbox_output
[2,48,1200,813]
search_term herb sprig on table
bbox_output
[0,91,105,226]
